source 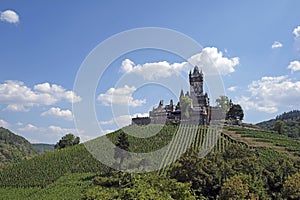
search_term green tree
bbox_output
[54,133,80,149]
[274,120,285,135]
[216,95,231,112]
[226,104,244,121]
[220,175,249,200]
[180,96,192,119]
[114,132,130,169]
[282,172,300,199]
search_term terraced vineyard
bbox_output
[158,124,249,175]
[0,124,299,199]
[224,126,300,159]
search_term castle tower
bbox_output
[189,66,204,108]
[189,66,204,96]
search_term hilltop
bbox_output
[0,127,36,166]
[257,110,300,138]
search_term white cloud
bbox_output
[18,123,80,138]
[271,41,283,49]
[34,82,81,103]
[237,76,300,113]
[0,119,10,128]
[16,122,23,126]
[293,26,300,38]
[120,59,189,80]
[0,80,81,111]
[227,86,237,92]
[41,107,73,121]
[18,124,39,132]
[97,85,146,107]
[0,10,19,24]
[287,61,300,73]
[120,47,239,80]
[189,47,239,75]
[99,113,149,127]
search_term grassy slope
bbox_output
[0,127,36,164]
[0,173,94,200]
[1,125,299,198]
[224,126,300,158]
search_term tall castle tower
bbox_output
[189,65,203,97]
[189,66,209,109]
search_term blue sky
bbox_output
[0,1,300,143]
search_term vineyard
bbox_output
[225,126,300,157]
[0,124,299,199]
[0,124,248,188]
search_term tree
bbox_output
[180,96,192,119]
[114,132,130,169]
[273,120,285,135]
[54,133,80,149]
[282,172,300,199]
[216,95,231,112]
[226,104,244,121]
[220,175,249,200]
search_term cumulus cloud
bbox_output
[99,113,149,127]
[18,124,39,132]
[189,47,239,75]
[287,61,300,73]
[120,47,239,80]
[271,41,283,49]
[120,59,189,80]
[41,107,73,121]
[0,10,19,24]
[0,80,81,111]
[0,119,10,128]
[237,76,300,113]
[18,123,80,138]
[293,26,300,38]
[97,85,146,107]
[227,86,237,92]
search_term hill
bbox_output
[257,110,300,138]
[1,124,300,199]
[32,144,55,154]
[0,127,36,165]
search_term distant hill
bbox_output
[256,110,300,138]
[0,127,37,165]
[32,144,55,154]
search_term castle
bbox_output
[132,66,214,125]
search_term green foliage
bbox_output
[84,173,195,200]
[0,127,36,164]
[180,95,192,119]
[276,110,300,121]
[216,95,231,112]
[274,120,285,134]
[220,175,249,200]
[55,133,80,149]
[0,144,108,187]
[1,125,300,199]
[257,110,300,138]
[283,172,300,199]
[0,173,94,200]
[114,132,130,169]
[226,104,244,121]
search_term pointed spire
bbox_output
[193,65,200,75]
[180,89,184,97]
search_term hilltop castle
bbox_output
[132,66,213,125]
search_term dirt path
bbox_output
[222,129,299,160]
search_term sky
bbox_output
[0,1,300,143]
